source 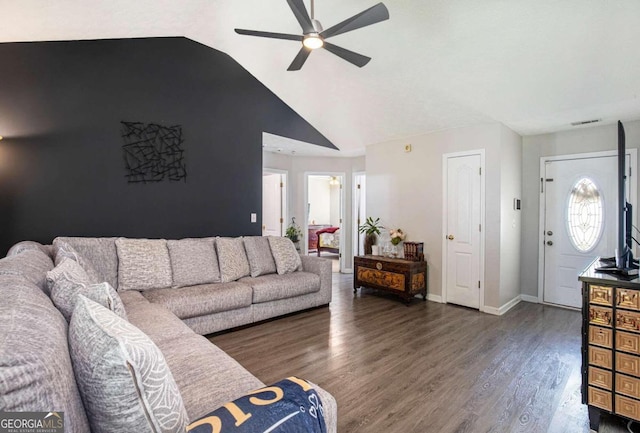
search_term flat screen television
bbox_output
[596,121,639,277]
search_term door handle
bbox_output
[447,235,455,240]
[547,241,553,246]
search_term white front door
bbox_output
[262,173,283,236]
[542,154,634,308]
[445,154,482,309]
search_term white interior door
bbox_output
[262,172,283,236]
[543,154,634,308]
[445,154,482,309]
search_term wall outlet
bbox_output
[251,213,257,223]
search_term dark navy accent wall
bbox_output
[0,37,336,254]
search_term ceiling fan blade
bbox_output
[288,47,312,71]
[286,0,315,34]
[323,42,371,67]
[235,29,303,41]
[320,3,389,39]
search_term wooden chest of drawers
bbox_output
[353,255,428,304]
[581,261,640,429]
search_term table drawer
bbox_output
[617,352,640,377]
[589,386,612,411]
[590,285,613,306]
[589,366,613,390]
[590,306,613,327]
[617,310,640,333]
[617,331,640,355]
[590,346,613,369]
[589,326,613,348]
[617,374,640,399]
[618,288,640,311]
[616,394,640,421]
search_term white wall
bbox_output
[499,126,523,306]
[521,120,640,297]
[365,123,522,311]
[263,151,365,271]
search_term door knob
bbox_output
[547,241,553,246]
[547,231,553,236]
[447,235,455,240]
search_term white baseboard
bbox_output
[520,294,539,303]
[427,294,443,303]
[341,268,353,274]
[483,295,522,316]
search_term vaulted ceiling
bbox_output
[2,0,639,156]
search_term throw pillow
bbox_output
[243,236,277,277]
[216,237,251,282]
[187,377,326,433]
[70,295,188,433]
[47,258,127,322]
[116,238,173,291]
[53,239,102,284]
[167,238,220,287]
[268,237,302,275]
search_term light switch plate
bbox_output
[251,213,257,223]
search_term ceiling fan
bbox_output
[235,0,389,71]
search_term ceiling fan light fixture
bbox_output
[303,33,324,49]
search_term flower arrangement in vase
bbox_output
[389,228,406,257]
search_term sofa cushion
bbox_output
[155,332,264,421]
[124,298,196,346]
[243,236,277,277]
[216,237,251,282]
[268,237,302,275]
[0,249,53,295]
[69,296,188,433]
[167,238,220,287]
[0,274,90,433]
[53,239,103,284]
[55,237,119,289]
[240,271,320,303]
[142,282,252,320]
[116,238,173,291]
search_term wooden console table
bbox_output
[354,255,428,304]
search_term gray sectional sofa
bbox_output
[0,236,336,433]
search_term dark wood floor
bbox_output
[210,273,593,433]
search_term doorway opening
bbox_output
[262,169,287,236]
[305,173,345,272]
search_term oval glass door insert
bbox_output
[566,177,604,252]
